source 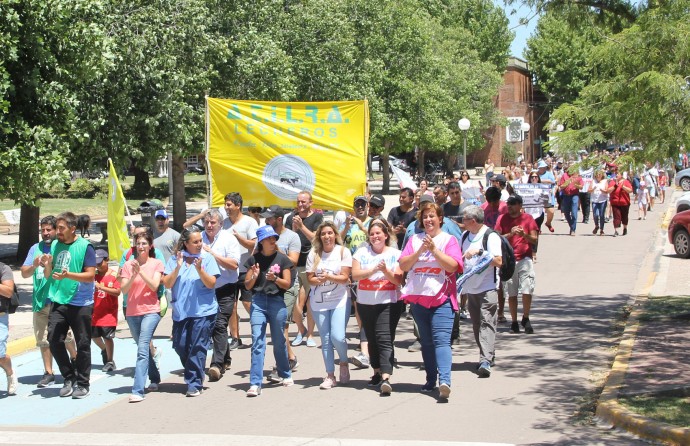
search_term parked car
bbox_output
[371,155,409,172]
[677,191,690,213]
[667,209,690,258]
[674,167,690,191]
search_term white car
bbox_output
[675,167,690,191]
[677,191,690,213]
[371,155,409,172]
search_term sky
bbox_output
[500,1,539,58]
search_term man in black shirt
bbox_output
[387,187,416,250]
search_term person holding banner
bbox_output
[536,161,556,233]
[399,201,463,400]
[306,222,353,390]
[458,170,484,206]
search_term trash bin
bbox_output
[138,199,165,229]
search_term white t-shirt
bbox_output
[202,229,241,287]
[353,245,401,305]
[222,215,258,273]
[461,226,501,294]
[306,246,352,312]
[591,179,609,204]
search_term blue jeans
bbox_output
[561,194,579,233]
[592,201,607,230]
[411,300,454,387]
[172,314,215,393]
[127,313,161,397]
[313,302,351,374]
[249,293,290,387]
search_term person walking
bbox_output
[590,170,610,235]
[558,168,584,235]
[609,171,633,237]
[0,261,18,395]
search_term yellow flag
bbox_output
[207,99,369,210]
[107,159,131,261]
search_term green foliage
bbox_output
[68,178,108,199]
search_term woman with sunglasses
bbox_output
[351,218,403,395]
[458,170,484,205]
[162,228,220,397]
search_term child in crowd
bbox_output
[92,249,121,372]
[637,180,649,220]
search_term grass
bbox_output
[0,175,209,221]
[638,295,690,322]
[619,394,690,427]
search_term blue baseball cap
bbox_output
[256,225,279,243]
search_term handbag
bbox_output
[0,284,19,314]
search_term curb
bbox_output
[7,335,36,357]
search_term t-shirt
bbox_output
[443,201,471,220]
[222,215,258,273]
[481,202,508,229]
[609,179,632,206]
[401,217,463,249]
[23,241,52,311]
[285,211,324,267]
[164,251,221,321]
[153,228,180,263]
[92,270,120,326]
[460,226,501,294]
[119,247,166,308]
[306,246,352,312]
[559,173,583,196]
[120,258,164,316]
[387,206,417,250]
[591,179,609,203]
[49,238,96,306]
[277,228,301,287]
[244,251,294,297]
[342,216,372,254]
[353,245,401,305]
[495,213,538,261]
[202,229,241,287]
[0,262,12,287]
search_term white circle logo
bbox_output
[263,155,315,201]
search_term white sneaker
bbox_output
[7,373,18,395]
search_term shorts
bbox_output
[297,267,311,295]
[34,305,74,347]
[503,258,536,296]
[91,326,116,339]
[647,185,656,198]
[0,312,8,358]
[283,281,298,324]
[235,272,252,303]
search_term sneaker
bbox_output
[267,367,281,383]
[246,385,261,397]
[510,321,520,334]
[102,361,116,373]
[147,383,159,392]
[477,361,491,378]
[339,363,350,385]
[350,353,370,369]
[37,372,55,388]
[623,228,627,236]
[228,337,241,350]
[459,309,469,319]
[288,357,299,371]
[522,318,534,334]
[208,365,222,382]
[281,377,294,387]
[421,382,437,393]
[319,377,336,389]
[186,388,202,397]
[306,337,317,348]
[7,373,18,395]
[72,385,90,399]
[380,379,392,396]
[438,383,451,399]
[100,349,108,366]
[224,359,232,371]
[129,394,144,403]
[368,372,382,387]
[408,340,421,352]
[290,331,306,346]
[498,315,507,323]
[59,380,74,397]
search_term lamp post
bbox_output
[521,121,531,162]
[458,118,470,171]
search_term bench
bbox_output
[474,167,484,176]
[1,209,20,234]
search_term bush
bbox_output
[68,178,109,198]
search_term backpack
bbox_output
[461,228,516,282]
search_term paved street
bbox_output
[0,190,676,445]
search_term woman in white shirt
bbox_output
[351,218,402,395]
[589,170,610,236]
[306,221,352,390]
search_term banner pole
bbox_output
[205,94,211,209]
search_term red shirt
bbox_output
[495,212,539,261]
[609,179,632,206]
[559,172,583,196]
[92,271,120,327]
[481,201,508,229]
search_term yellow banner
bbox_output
[207,98,369,210]
[107,159,131,261]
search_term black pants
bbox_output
[48,303,93,388]
[211,283,237,370]
[451,311,461,340]
[358,301,404,375]
[579,192,591,222]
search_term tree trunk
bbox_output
[17,204,40,262]
[131,163,151,192]
[445,153,457,176]
[171,154,187,233]
[417,148,426,180]
[381,141,393,194]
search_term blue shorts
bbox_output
[0,312,9,358]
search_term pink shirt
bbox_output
[121,258,164,316]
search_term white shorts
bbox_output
[503,258,535,296]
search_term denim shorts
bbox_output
[0,312,9,358]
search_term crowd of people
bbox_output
[0,150,668,402]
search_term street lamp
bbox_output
[458,118,470,170]
[521,121,531,162]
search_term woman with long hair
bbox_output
[306,221,352,389]
[351,218,403,395]
[119,232,164,402]
[399,202,463,400]
[162,228,220,397]
[589,170,610,235]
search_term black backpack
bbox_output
[461,228,516,282]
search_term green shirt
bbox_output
[49,237,90,305]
